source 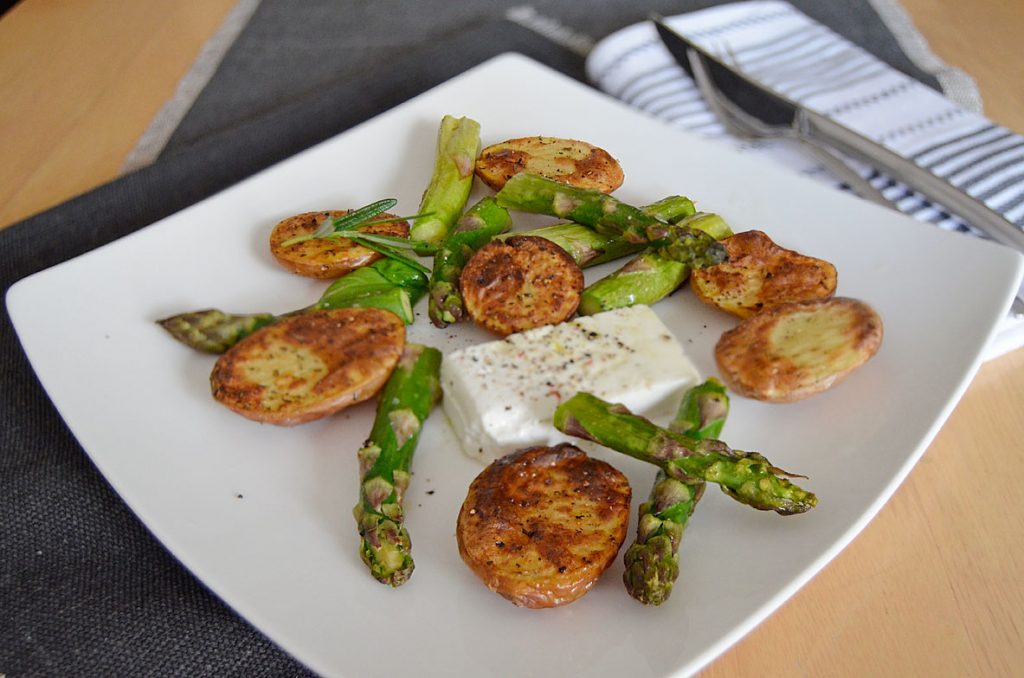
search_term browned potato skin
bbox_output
[457,444,632,608]
[474,136,625,193]
[691,230,837,318]
[210,308,405,425]
[460,235,584,336]
[715,297,883,403]
[269,210,409,279]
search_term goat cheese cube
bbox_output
[441,305,700,463]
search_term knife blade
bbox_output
[651,15,1024,260]
[682,43,894,208]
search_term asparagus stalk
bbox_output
[409,115,481,252]
[157,257,427,353]
[495,173,727,269]
[156,310,277,354]
[641,195,699,224]
[623,378,729,605]
[668,377,730,440]
[353,343,443,586]
[428,196,512,327]
[552,392,816,515]
[578,212,733,316]
[513,195,696,269]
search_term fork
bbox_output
[685,48,893,208]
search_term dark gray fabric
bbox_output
[167,1,938,156]
[1,3,940,676]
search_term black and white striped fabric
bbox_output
[586,0,1024,237]
[586,0,1024,357]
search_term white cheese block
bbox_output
[441,305,701,463]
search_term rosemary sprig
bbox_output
[278,199,434,275]
[344,235,431,276]
[280,199,429,248]
[301,198,398,244]
[333,230,421,249]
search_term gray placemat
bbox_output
[0,2,954,675]
[156,0,941,165]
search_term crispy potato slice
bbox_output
[457,444,632,608]
[475,136,624,193]
[691,230,837,318]
[461,235,584,336]
[269,210,409,279]
[715,297,883,402]
[210,308,405,425]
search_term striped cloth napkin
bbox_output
[586,0,1024,358]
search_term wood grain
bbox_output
[900,0,1024,130]
[1,1,1022,676]
[0,0,238,228]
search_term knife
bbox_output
[651,15,1024,261]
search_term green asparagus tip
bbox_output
[355,512,415,586]
[659,227,728,269]
[428,281,463,328]
[156,309,276,354]
[622,535,679,605]
[708,451,818,515]
[554,392,817,516]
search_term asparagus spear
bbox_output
[623,378,729,605]
[640,195,699,224]
[409,115,481,252]
[552,392,816,515]
[157,309,277,354]
[495,173,727,269]
[428,196,512,327]
[157,257,427,353]
[579,212,733,316]
[353,343,443,586]
[513,195,697,269]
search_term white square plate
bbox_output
[8,54,1023,677]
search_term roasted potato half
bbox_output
[210,307,405,425]
[457,444,632,608]
[269,210,409,279]
[461,235,584,336]
[715,297,883,402]
[474,136,624,193]
[690,230,837,318]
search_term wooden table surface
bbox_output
[2,1,1022,676]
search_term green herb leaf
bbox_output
[360,212,435,228]
[329,231,421,250]
[279,198,399,248]
[332,198,398,231]
[276,198,435,275]
[347,236,430,276]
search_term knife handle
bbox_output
[808,114,1024,314]
[791,134,892,208]
[806,112,1024,254]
